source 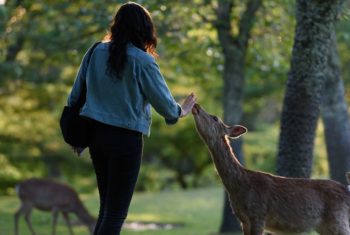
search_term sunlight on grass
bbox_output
[128,213,164,222]
[0,185,321,235]
[0,187,223,235]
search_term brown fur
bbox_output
[192,103,350,235]
[14,178,96,235]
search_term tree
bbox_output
[214,0,262,233]
[321,30,350,185]
[276,0,344,178]
[0,0,224,192]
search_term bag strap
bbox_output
[76,41,101,108]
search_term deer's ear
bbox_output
[228,125,247,138]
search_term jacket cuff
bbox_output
[165,104,182,125]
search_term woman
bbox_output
[67,2,196,235]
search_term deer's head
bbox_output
[192,104,247,147]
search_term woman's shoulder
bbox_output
[126,43,155,66]
[95,41,110,51]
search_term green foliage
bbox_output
[244,124,279,173]
[337,10,350,86]
[0,0,348,194]
[143,113,215,190]
[243,122,329,178]
[0,154,21,194]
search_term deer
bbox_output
[192,103,350,235]
[14,178,96,235]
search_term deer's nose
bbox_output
[192,103,200,115]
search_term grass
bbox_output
[0,186,320,235]
[0,187,229,235]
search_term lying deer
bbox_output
[14,178,96,235]
[192,103,350,235]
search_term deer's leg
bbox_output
[318,210,350,235]
[333,225,350,235]
[14,204,24,235]
[62,212,74,235]
[336,224,350,235]
[250,219,265,235]
[51,208,59,235]
[22,204,36,235]
[338,217,350,235]
[319,228,350,235]
[250,227,264,235]
[318,221,350,235]
[242,223,250,235]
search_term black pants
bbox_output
[88,120,143,235]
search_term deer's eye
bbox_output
[212,116,218,122]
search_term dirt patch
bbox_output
[123,221,184,231]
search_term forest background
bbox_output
[1,0,350,234]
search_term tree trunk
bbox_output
[321,30,350,185]
[3,1,26,63]
[219,45,246,234]
[215,0,262,233]
[276,0,343,178]
[220,193,241,233]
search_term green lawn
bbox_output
[0,187,228,235]
[0,186,318,235]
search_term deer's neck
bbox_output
[208,137,245,192]
[74,202,95,226]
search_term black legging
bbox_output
[88,120,143,235]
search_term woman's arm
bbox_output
[139,60,196,124]
[67,43,99,106]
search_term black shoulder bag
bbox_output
[60,42,101,148]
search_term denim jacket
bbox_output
[67,42,181,136]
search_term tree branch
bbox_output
[215,0,235,54]
[196,8,214,24]
[5,35,24,62]
[192,0,216,25]
[4,0,27,62]
[236,0,262,49]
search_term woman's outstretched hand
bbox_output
[180,93,197,117]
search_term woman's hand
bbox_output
[180,93,197,117]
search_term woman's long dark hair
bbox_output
[105,2,157,78]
